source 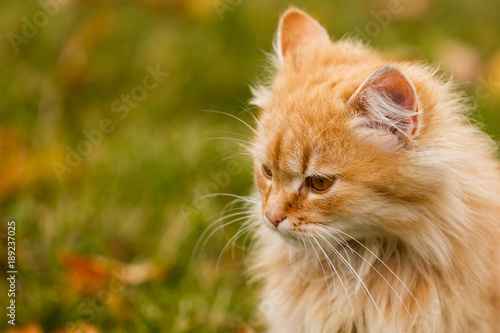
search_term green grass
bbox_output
[1,0,500,331]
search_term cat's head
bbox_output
[250,8,452,257]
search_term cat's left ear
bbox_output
[278,8,331,61]
[348,66,419,144]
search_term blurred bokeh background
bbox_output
[0,0,499,332]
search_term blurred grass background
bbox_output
[0,0,499,332]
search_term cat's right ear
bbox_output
[277,8,331,61]
[348,66,419,148]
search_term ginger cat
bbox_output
[247,8,500,333]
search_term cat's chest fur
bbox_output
[253,227,496,333]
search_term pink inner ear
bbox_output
[279,8,330,59]
[350,66,419,138]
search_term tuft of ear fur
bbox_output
[349,66,419,146]
[278,8,331,61]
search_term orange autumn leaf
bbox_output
[60,251,118,294]
[60,250,165,295]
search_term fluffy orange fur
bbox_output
[247,8,500,333]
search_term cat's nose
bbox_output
[265,211,286,227]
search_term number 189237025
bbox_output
[7,221,15,270]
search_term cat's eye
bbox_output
[262,164,273,179]
[307,176,335,193]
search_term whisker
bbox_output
[305,232,333,309]
[229,209,260,256]
[224,89,259,121]
[206,206,248,223]
[315,226,412,316]
[201,215,253,249]
[201,136,252,146]
[210,148,251,165]
[216,152,252,164]
[216,221,259,268]
[307,231,358,329]
[299,235,308,254]
[238,219,258,258]
[191,208,250,262]
[313,231,387,327]
[207,130,251,138]
[322,225,421,312]
[192,214,253,264]
[200,193,259,205]
[203,109,259,137]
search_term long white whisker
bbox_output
[216,152,252,164]
[316,226,411,316]
[200,215,253,252]
[207,130,251,139]
[210,149,251,165]
[307,231,358,329]
[203,109,259,137]
[239,219,258,258]
[201,136,252,146]
[206,206,248,223]
[200,193,259,204]
[322,225,421,311]
[224,89,259,122]
[216,221,258,268]
[230,214,259,258]
[314,231,387,326]
[191,209,250,262]
[305,232,333,309]
[198,210,249,241]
